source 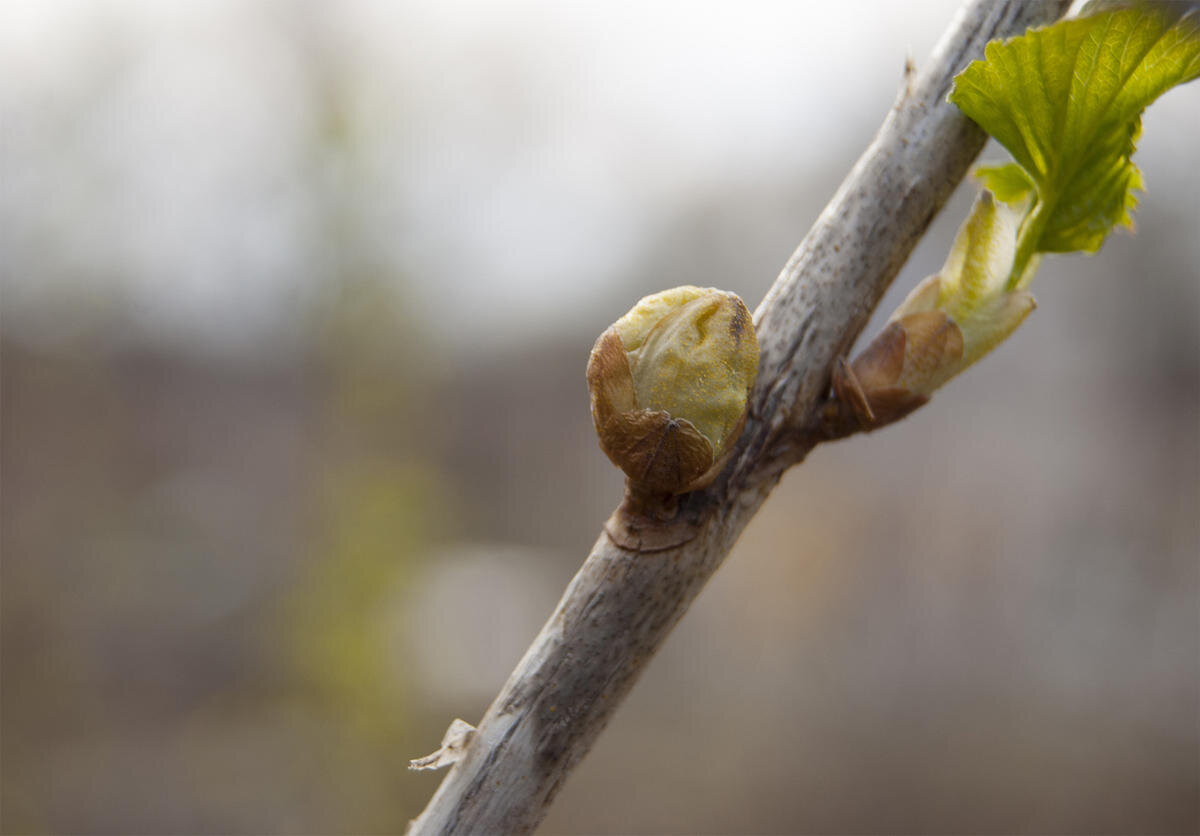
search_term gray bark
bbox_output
[409,1,1071,832]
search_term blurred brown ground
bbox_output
[2,3,1198,834]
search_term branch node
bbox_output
[604,485,708,552]
[894,52,918,108]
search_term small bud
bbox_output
[587,286,759,494]
[829,191,1036,435]
[889,190,1037,393]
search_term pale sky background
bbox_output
[13,0,1192,361]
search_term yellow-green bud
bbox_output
[587,286,759,494]
[832,191,1037,433]
[888,190,1037,396]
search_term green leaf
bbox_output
[951,3,1200,259]
[974,163,1035,204]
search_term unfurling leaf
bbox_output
[828,192,1035,437]
[973,163,1035,204]
[951,2,1200,271]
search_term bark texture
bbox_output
[410,1,1071,832]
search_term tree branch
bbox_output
[409,1,1071,832]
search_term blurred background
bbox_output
[2,1,1197,833]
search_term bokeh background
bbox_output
[2,1,1197,833]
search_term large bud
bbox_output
[587,286,759,494]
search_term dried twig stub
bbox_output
[409,719,477,772]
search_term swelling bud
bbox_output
[587,286,759,496]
